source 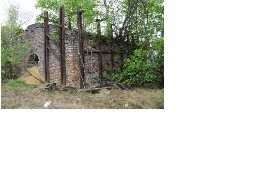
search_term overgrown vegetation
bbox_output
[1,5,29,80]
[35,0,164,87]
[102,0,164,87]
[113,38,164,87]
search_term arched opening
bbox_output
[27,53,39,67]
[21,53,44,85]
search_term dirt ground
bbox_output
[1,81,164,109]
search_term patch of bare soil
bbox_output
[1,84,164,109]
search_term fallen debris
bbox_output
[100,79,132,90]
[38,82,57,91]
[18,68,131,94]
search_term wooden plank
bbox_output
[44,11,50,82]
[77,9,86,88]
[59,6,66,85]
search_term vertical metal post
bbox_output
[110,23,114,71]
[44,11,50,82]
[77,9,85,88]
[97,20,103,83]
[59,6,66,86]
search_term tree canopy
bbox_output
[36,0,96,28]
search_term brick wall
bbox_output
[22,23,122,88]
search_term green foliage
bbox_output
[109,0,164,87]
[120,0,164,42]
[112,38,164,87]
[1,5,29,80]
[36,0,96,27]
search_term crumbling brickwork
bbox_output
[65,30,80,87]
[21,23,121,88]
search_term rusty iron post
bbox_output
[97,20,103,83]
[44,11,50,82]
[110,23,114,71]
[59,6,66,86]
[77,9,85,88]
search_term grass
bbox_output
[4,79,34,91]
[1,80,164,109]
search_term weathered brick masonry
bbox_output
[21,23,121,88]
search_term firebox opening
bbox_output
[28,53,39,67]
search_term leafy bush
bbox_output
[112,38,164,87]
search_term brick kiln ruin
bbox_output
[21,20,122,88]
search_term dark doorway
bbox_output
[28,54,39,67]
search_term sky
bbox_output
[0,0,39,28]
